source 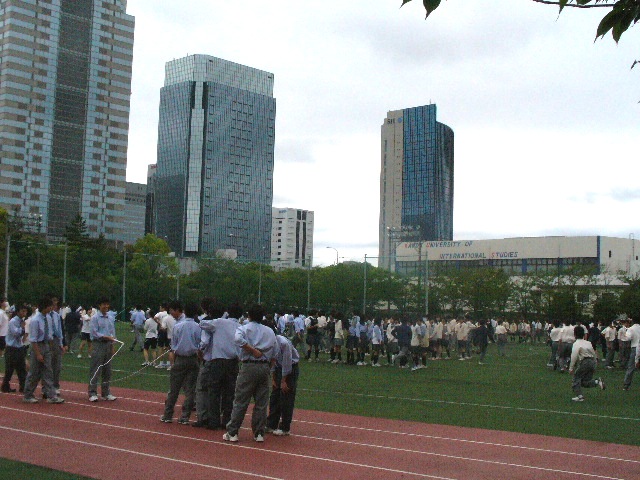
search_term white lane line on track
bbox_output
[0,425,283,480]
[1,404,629,480]
[42,387,640,466]
[299,388,640,422]
[293,420,640,465]
[0,405,455,480]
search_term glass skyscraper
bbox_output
[154,55,275,261]
[379,104,454,271]
[0,0,135,240]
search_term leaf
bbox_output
[423,0,442,19]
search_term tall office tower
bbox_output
[378,104,454,271]
[271,207,314,270]
[154,54,276,261]
[0,0,135,240]
[122,182,145,245]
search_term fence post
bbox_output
[363,254,367,316]
[3,233,10,300]
[62,241,68,304]
[121,250,127,321]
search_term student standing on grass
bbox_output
[77,308,92,359]
[142,311,158,366]
[476,320,489,365]
[23,297,64,404]
[154,304,170,368]
[1,304,29,393]
[267,334,299,436]
[88,298,117,403]
[495,320,508,357]
[224,304,277,443]
[161,301,201,424]
[622,317,640,391]
[569,325,605,402]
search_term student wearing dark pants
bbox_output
[267,334,300,435]
[161,301,202,424]
[196,299,240,429]
[2,305,29,393]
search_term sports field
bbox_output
[1,322,638,478]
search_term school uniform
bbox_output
[88,311,117,399]
[267,335,299,433]
[2,315,27,392]
[23,312,57,401]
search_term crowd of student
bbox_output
[2,297,639,433]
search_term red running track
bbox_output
[0,380,638,480]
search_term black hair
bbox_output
[168,300,183,313]
[247,304,266,323]
[574,325,585,339]
[184,302,201,319]
[227,302,243,319]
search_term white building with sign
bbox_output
[271,208,314,270]
[394,236,640,277]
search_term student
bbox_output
[1,304,29,393]
[476,320,489,364]
[331,313,344,364]
[495,320,508,357]
[622,317,640,391]
[267,334,300,436]
[23,297,64,404]
[142,310,158,366]
[370,318,383,367]
[224,304,277,443]
[77,307,92,359]
[88,298,118,402]
[154,304,170,368]
[196,299,240,430]
[161,301,201,423]
[569,324,605,402]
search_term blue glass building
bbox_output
[379,104,454,271]
[154,55,275,261]
[0,0,134,240]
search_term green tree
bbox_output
[64,214,90,246]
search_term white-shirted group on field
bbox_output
[2,295,640,439]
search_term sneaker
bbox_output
[571,395,584,402]
[254,434,265,442]
[155,363,165,369]
[166,366,172,371]
[102,394,117,401]
[77,354,82,359]
[141,362,149,366]
[178,418,190,425]
[546,363,554,367]
[47,396,65,404]
[160,416,172,423]
[356,362,363,366]
[89,395,99,402]
[223,432,238,442]
[272,429,290,436]
[23,397,38,404]
[597,378,606,390]
[411,366,420,371]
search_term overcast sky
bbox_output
[125,0,639,267]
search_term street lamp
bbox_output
[326,246,339,266]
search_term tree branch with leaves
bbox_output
[403,0,639,67]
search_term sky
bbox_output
[124,0,639,267]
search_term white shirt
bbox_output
[627,323,640,349]
[163,314,177,339]
[0,309,8,336]
[570,339,596,371]
[81,313,91,334]
[144,317,158,338]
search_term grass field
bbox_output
[45,324,640,444]
[1,321,638,476]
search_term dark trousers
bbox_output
[164,354,199,420]
[2,346,27,392]
[267,363,299,432]
[89,341,113,397]
[196,358,238,427]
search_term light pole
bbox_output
[326,246,339,266]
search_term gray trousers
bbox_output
[572,357,597,395]
[89,341,113,397]
[623,347,637,389]
[51,341,62,389]
[24,343,56,399]
[226,362,270,437]
[164,354,199,420]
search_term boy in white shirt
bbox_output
[569,325,605,402]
